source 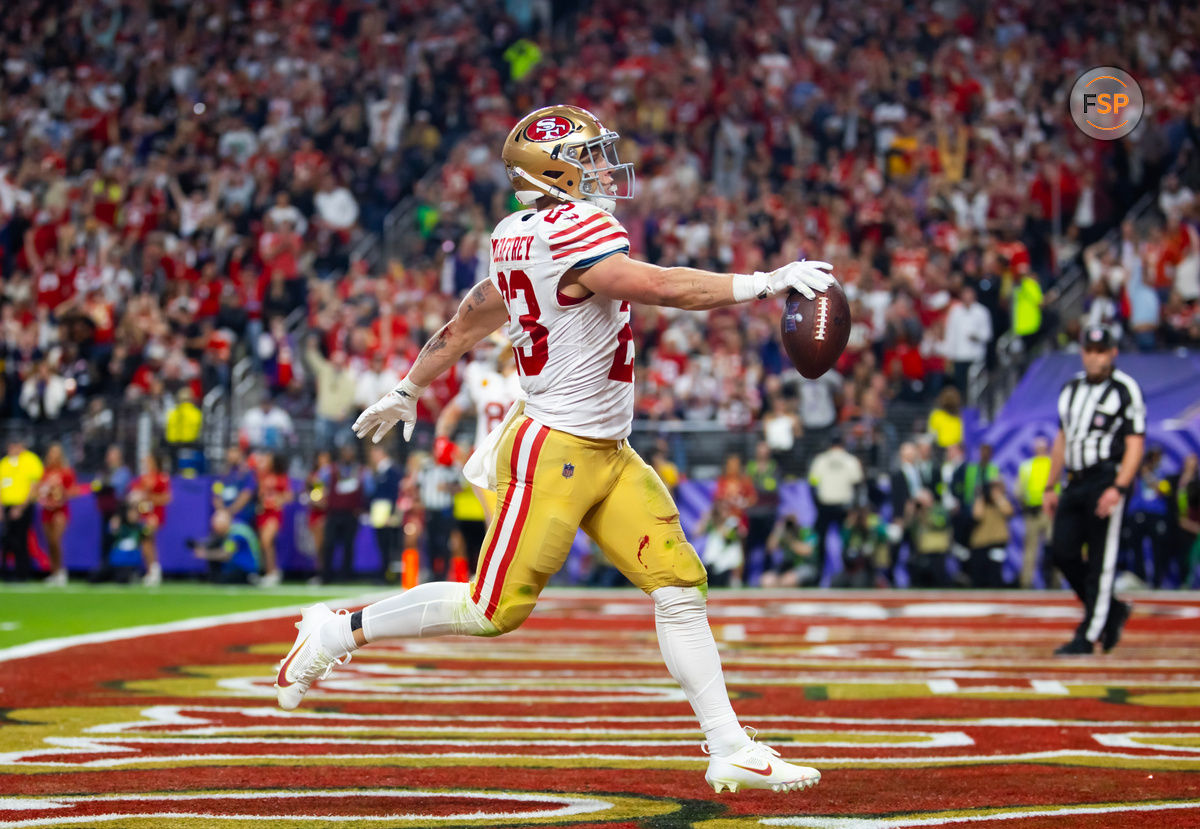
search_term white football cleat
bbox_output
[705,737,821,794]
[274,604,350,711]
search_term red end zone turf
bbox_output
[2,589,1199,828]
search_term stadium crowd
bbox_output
[1,0,1198,587]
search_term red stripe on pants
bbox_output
[470,419,533,606]
[484,425,549,619]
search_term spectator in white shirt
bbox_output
[368,77,408,153]
[266,191,307,236]
[354,352,401,410]
[1084,239,1128,295]
[168,176,216,239]
[314,174,360,232]
[1159,173,1195,220]
[943,286,993,399]
[239,399,296,451]
[20,360,69,421]
[807,435,864,584]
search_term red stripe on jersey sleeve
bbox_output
[550,219,619,250]
[551,231,630,260]
[548,213,607,239]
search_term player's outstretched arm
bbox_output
[353,281,508,444]
[575,253,834,312]
[434,398,467,440]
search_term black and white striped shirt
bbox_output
[416,462,460,511]
[1056,368,1146,472]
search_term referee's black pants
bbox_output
[1050,474,1124,644]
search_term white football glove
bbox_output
[352,377,425,444]
[738,260,836,301]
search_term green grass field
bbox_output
[0,582,383,649]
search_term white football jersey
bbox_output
[457,361,524,448]
[487,201,634,440]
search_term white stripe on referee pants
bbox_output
[476,423,538,609]
[1086,495,1124,643]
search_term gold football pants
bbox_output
[470,415,706,632]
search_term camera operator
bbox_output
[189,509,262,584]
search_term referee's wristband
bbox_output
[1113,484,1130,496]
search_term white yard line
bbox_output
[0,592,389,664]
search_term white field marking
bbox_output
[82,707,974,746]
[762,799,1200,827]
[1030,679,1070,695]
[91,724,973,743]
[86,726,973,745]
[76,706,1200,731]
[721,623,747,641]
[805,626,830,641]
[12,731,976,753]
[0,593,389,664]
[216,675,690,704]
[0,789,613,827]
[3,747,1197,771]
[210,671,1200,706]
[780,602,885,620]
[0,623,18,632]
[0,800,65,811]
[341,655,1200,679]
[1094,732,1200,753]
[5,732,972,769]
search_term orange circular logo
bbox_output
[1070,67,1144,140]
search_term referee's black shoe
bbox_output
[1054,638,1094,656]
[1102,601,1131,653]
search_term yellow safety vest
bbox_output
[166,402,203,444]
[1018,456,1052,507]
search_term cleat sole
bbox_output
[708,774,820,794]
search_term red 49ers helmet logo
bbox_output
[525,115,573,142]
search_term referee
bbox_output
[1044,326,1145,655]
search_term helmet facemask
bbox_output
[569,132,635,210]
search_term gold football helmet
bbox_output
[502,105,635,212]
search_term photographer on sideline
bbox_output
[189,509,262,584]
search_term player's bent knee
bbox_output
[447,583,500,637]
[486,599,536,635]
[636,538,707,593]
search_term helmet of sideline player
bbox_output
[473,331,512,368]
[501,105,635,213]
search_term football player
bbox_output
[277,105,834,794]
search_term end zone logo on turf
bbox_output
[1070,66,1144,140]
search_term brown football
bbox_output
[780,282,851,379]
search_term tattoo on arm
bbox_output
[416,322,454,363]
[461,282,491,316]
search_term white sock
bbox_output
[652,585,752,757]
[361,581,496,641]
[318,611,358,660]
